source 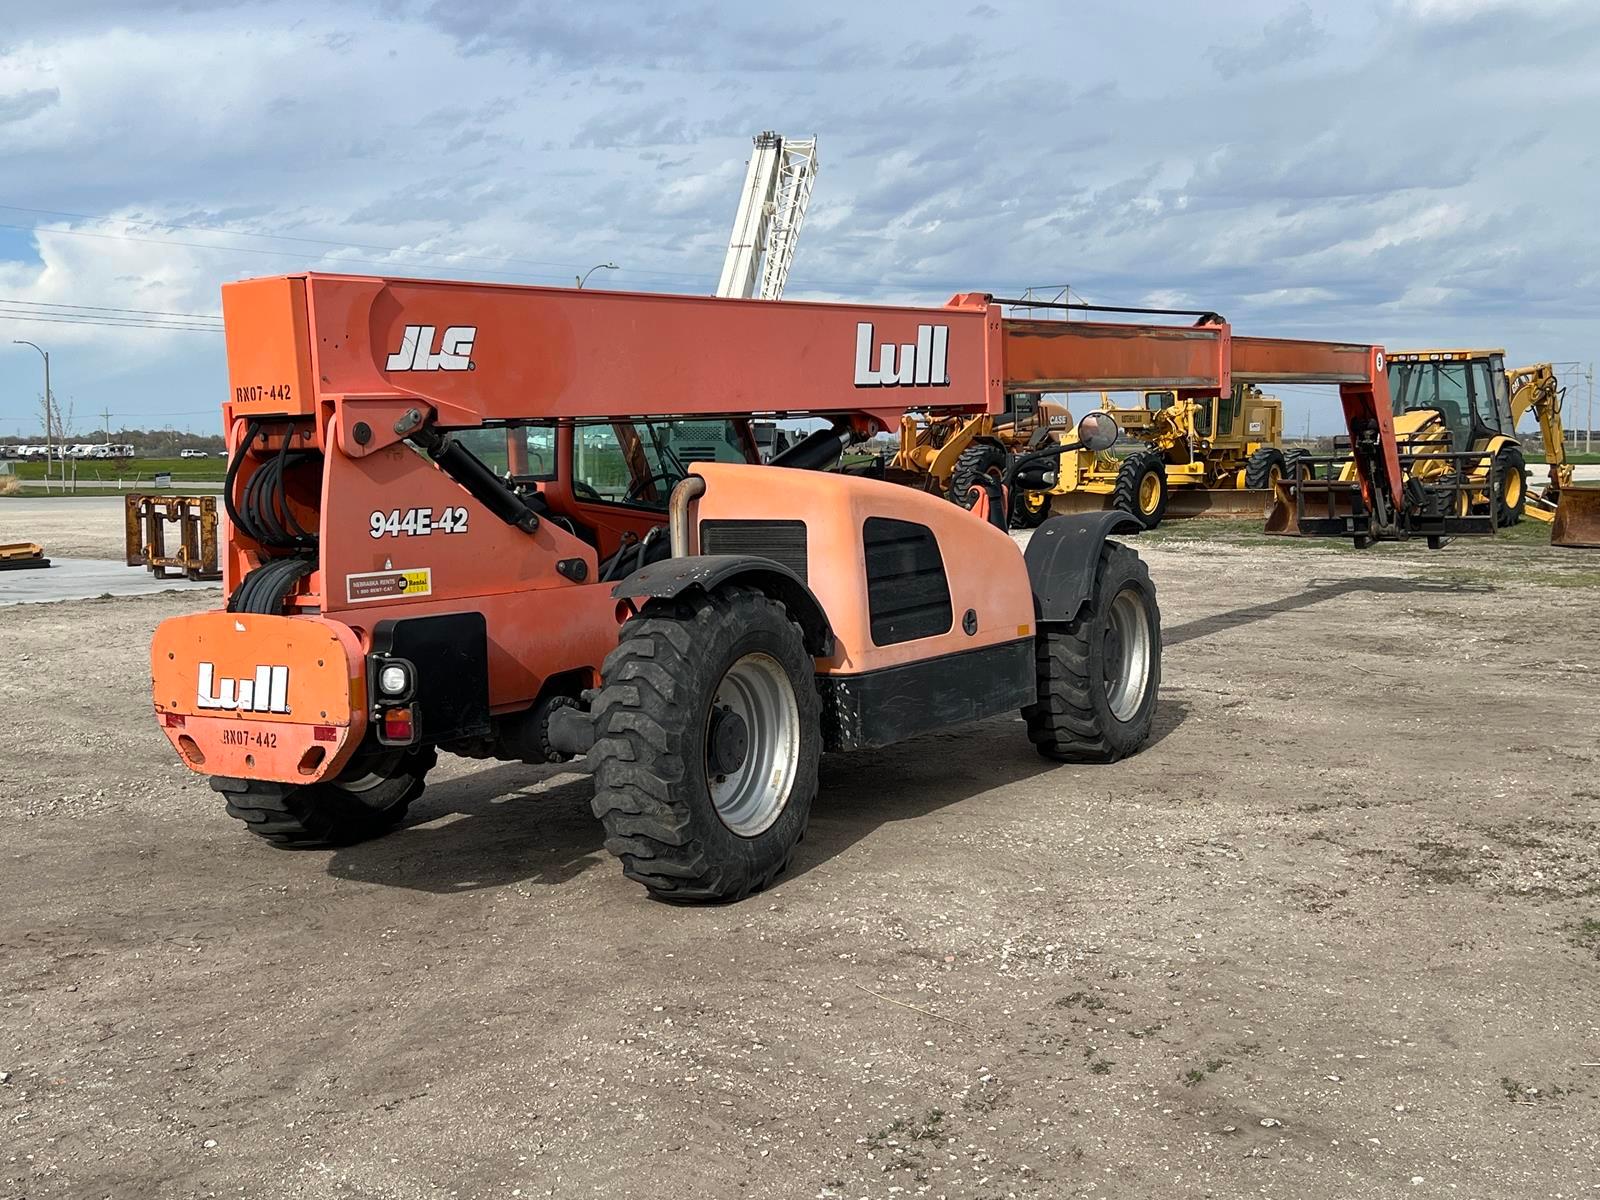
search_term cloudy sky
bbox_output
[1,0,1596,437]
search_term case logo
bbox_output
[385,325,477,372]
[853,322,950,387]
[196,663,290,713]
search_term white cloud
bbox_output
[1,0,1597,436]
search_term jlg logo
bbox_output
[196,663,290,714]
[385,325,477,372]
[853,322,950,388]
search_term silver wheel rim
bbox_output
[707,652,800,837]
[1105,587,1153,721]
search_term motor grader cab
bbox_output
[152,275,1180,903]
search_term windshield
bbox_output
[1386,360,1508,450]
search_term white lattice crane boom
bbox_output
[715,131,819,300]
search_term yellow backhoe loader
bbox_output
[1382,350,1597,545]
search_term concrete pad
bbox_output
[0,557,220,607]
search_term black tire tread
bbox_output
[1493,443,1527,527]
[1023,543,1160,763]
[947,441,1011,510]
[1244,446,1287,491]
[217,747,435,846]
[1111,450,1168,528]
[589,586,819,903]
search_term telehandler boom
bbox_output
[152,274,1391,901]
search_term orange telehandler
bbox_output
[151,275,1395,902]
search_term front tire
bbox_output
[1111,450,1168,529]
[589,586,820,903]
[1492,443,1526,526]
[216,746,436,846]
[1245,446,1287,491]
[1024,542,1160,762]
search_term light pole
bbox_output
[13,340,51,482]
[576,262,618,289]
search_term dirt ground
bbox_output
[0,497,131,562]
[3,518,1598,1199]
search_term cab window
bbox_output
[572,419,753,509]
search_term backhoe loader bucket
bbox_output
[1551,485,1600,549]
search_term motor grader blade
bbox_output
[0,542,50,570]
[1165,487,1275,520]
[1551,485,1600,548]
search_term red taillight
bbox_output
[313,724,337,742]
[163,712,186,728]
[382,707,414,742]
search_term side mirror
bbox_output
[1076,410,1120,453]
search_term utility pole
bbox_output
[1587,361,1594,455]
[13,340,51,484]
[100,406,113,443]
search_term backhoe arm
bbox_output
[1507,363,1570,501]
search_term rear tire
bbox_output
[1493,443,1527,526]
[1024,542,1160,762]
[1245,446,1287,490]
[947,441,1011,510]
[216,746,436,846]
[1111,450,1168,529]
[589,586,820,903]
[1281,448,1309,480]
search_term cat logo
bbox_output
[853,322,950,387]
[384,325,477,372]
[196,663,290,714]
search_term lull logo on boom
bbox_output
[385,325,477,372]
[196,663,291,714]
[853,322,950,387]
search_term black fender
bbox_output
[612,554,835,656]
[1023,511,1145,624]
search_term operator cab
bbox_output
[452,418,761,573]
[1386,351,1515,452]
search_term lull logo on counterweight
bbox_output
[196,663,290,713]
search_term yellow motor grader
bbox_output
[894,383,1294,529]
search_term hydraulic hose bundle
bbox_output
[223,420,320,551]
[223,420,321,613]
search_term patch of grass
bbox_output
[1412,840,1481,886]
[1564,917,1600,958]
[9,456,226,483]
[1501,1076,1565,1104]
[1182,1057,1230,1087]
[1056,990,1107,1011]
[866,1107,947,1150]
